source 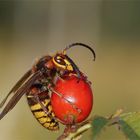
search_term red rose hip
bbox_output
[51,75,93,124]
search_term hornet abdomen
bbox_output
[26,85,59,131]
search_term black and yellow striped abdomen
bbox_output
[26,92,59,131]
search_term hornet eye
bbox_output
[55,56,66,65]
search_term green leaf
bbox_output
[119,112,140,140]
[91,116,109,140]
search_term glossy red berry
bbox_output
[51,75,93,124]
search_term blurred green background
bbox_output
[0,0,140,140]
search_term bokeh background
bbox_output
[0,0,140,140]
